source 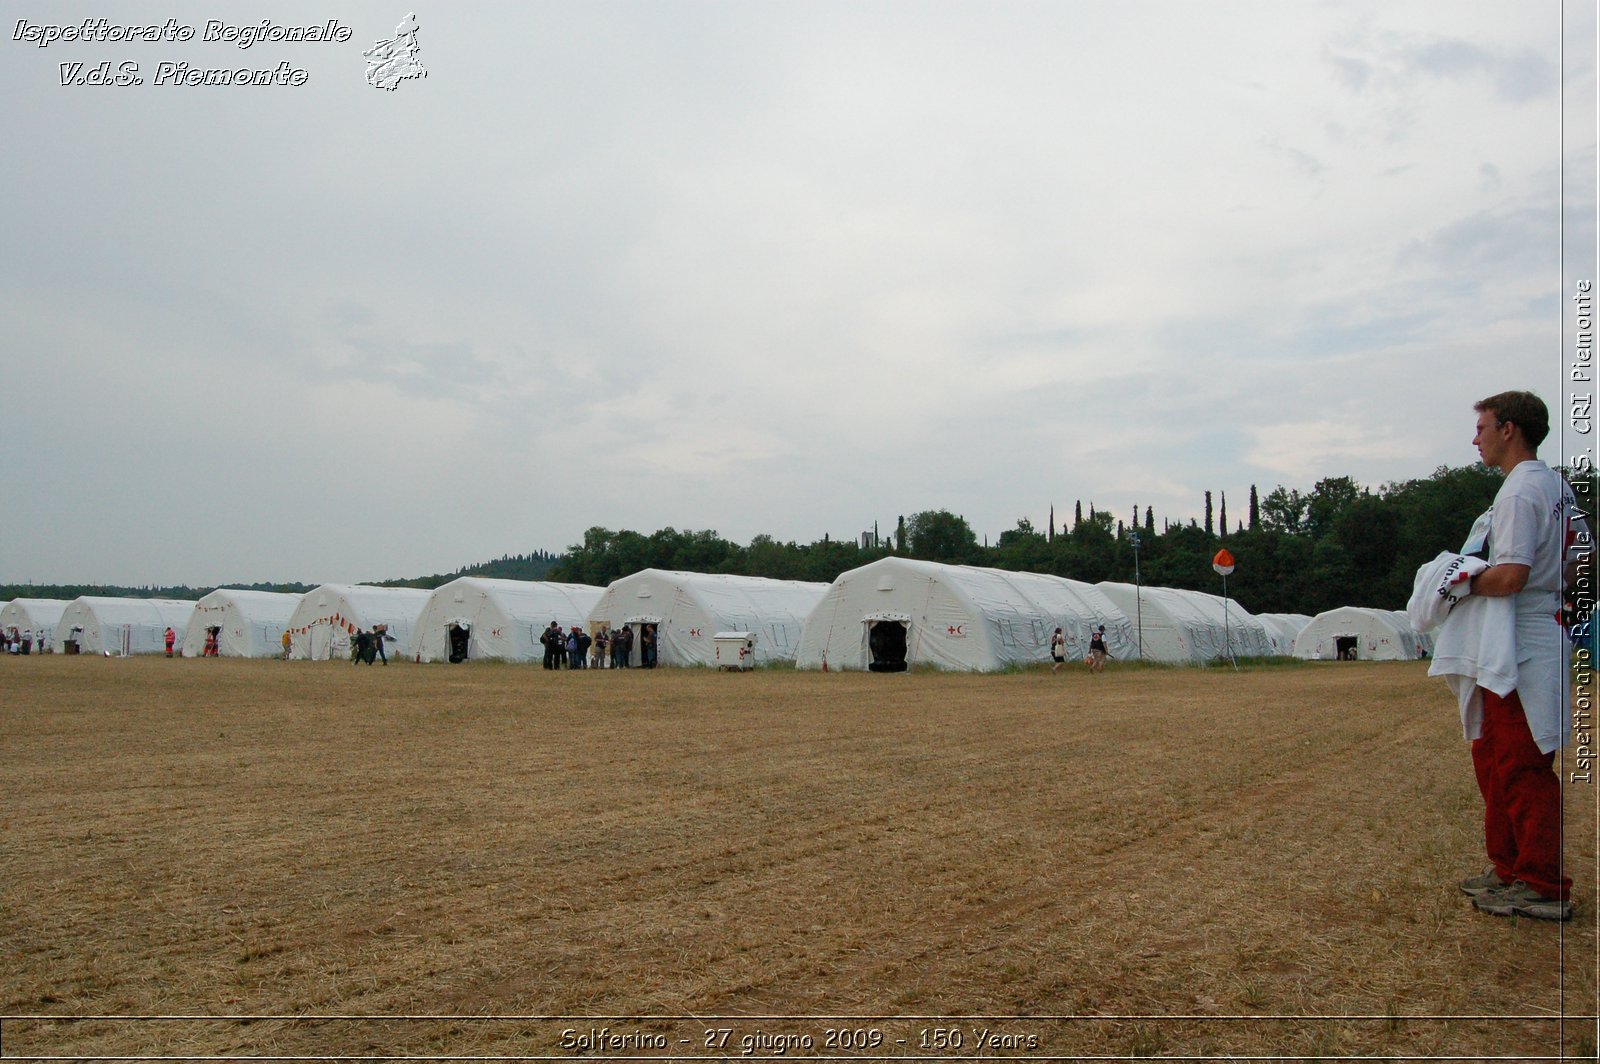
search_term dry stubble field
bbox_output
[0,655,1595,1061]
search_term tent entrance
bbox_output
[1335,635,1358,660]
[639,622,659,668]
[867,620,908,672]
[624,616,662,668]
[447,623,470,664]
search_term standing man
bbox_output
[163,627,176,658]
[1456,391,1589,921]
[540,621,562,670]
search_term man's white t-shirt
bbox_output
[1456,459,1591,751]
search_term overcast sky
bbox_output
[1,1,1594,587]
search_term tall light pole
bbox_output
[1129,531,1143,661]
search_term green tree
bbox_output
[1259,486,1308,534]
[1306,476,1364,539]
[995,518,1050,572]
[906,510,981,564]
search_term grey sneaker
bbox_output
[1471,880,1573,921]
[1458,867,1509,897]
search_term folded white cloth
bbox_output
[1413,552,1568,753]
[1407,551,1488,633]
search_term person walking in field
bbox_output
[1436,391,1590,921]
[163,627,176,658]
[281,629,292,660]
[1087,625,1109,673]
[1050,627,1067,673]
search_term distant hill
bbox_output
[373,550,565,590]
[0,580,317,602]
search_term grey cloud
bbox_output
[1397,205,1557,273]
[1325,34,1556,104]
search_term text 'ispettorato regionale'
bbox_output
[13,18,353,87]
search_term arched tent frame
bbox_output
[180,589,301,658]
[0,599,70,652]
[588,569,829,668]
[797,557,1133,672]
[52,597,196,656]
[284,585,430,661]
[1293,606,1423,662]
[1095,582,1272,664]
[413,578,604,663]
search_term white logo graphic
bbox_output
[364,12,425,90]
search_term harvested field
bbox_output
[0,656,1595,1060]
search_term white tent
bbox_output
[181,589,302,658]
[1293,606,1422,661]
[589,569,829,667]
[53,596,196,656]
[1095,582,1272,663]
[1389,609,1433,658]
[1256,612,1314,656]
[413,577,604,663]
[797,557,1133,672]
[1,598,70,652]
[285,584,430,661]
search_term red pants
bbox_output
[1471,688,1570,899]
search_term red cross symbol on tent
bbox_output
[689,627,702,637]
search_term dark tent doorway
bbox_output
[447,623,470,663]
[867,620,908,672]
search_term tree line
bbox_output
[549,464,1569,617]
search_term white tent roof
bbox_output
[414,577,605,662]
[53,596,197,655]
[181,589,302,658]
[1095,582,1273,663]
[1256,612,1314,656]
[285,584,431,660]
[1293,606,1422,661]
[1,598,70,642]
[797,557,1133,672]
[589,569,829,666]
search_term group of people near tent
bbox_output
[537,621,654,669]
[2,627,40,654]
[350,625,391,664]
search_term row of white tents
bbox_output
[2,558,1434,670]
